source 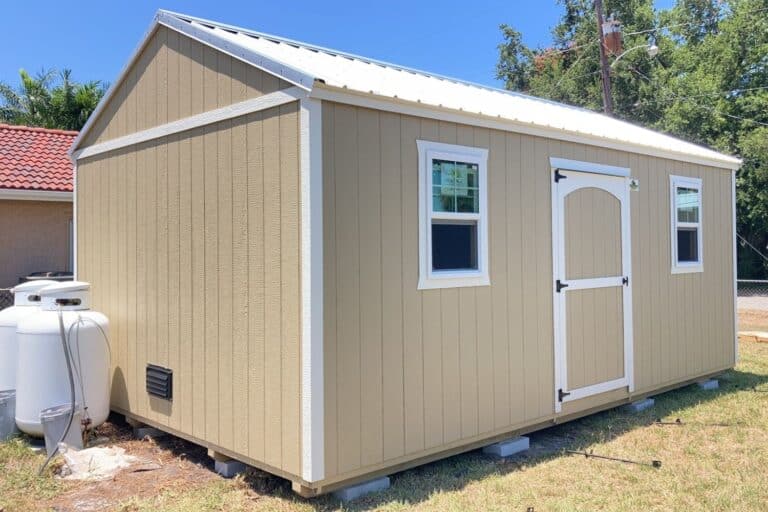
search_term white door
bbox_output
[552,168,633,412]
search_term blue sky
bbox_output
[1,0,675,91]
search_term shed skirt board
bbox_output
[553,169,633,411]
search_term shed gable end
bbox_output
[81,25,291,148]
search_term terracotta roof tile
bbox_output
[0,124,77,192]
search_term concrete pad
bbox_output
[621,398,655,413]
[698,379,719,391]
[133,426,167,440]
[214,458,246,478]
[482,436,530,458]
[333,476,391,502]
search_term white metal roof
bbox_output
[75,10,742,169]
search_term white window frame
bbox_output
[417,140,489,290]
[670,175,703,274]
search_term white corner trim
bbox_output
[416,140,490,290]
[299,97,324,482]
[669,175,704,274]
[157,11,315,91]
[732,170,738,363]
[73,87,306,160]
[311,85,741,171]
[73,163,78,279]
[0,189,73,202]
[549,157,630,177]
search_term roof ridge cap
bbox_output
[0,124,79,136]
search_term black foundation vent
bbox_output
[146,364,173,401]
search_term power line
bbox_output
[623,6,768,37]
[738,233,768,263]
[628,67,768,128]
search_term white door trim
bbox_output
[552,168,634,413]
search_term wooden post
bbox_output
[595,0,614,115]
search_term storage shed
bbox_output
[70,10,741,496]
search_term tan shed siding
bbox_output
[322,101,735,482]
[0,200,72,287]
[76,102,302,477]
[81,25,291,147]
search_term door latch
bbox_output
[558,388,571,402]
[556,279,569,293]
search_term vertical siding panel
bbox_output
[134,148,148,418]
[489,130,510,428]
[156,28,168,127]
[203,123,220,443]
[179,134,193,430]
[126,152,137,411]
[231,101,249,456]
[108,153,119,406]
[506,133,524,424]
[474,127,494,434]
[167,135,180,429]
[358,108,384,465]
[157,141,169,371]
[419,119,443,450]
[534,138,553,417]
[401,116,424,455]
[380,111,405,460]
[263,107,283,469]
[334,104,361,472]
[247,111,266,461]
[519,135,539,418]
[322,104,338,475]
[279,103,300,474]
[216,51,235,451]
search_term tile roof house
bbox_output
[0,124,76,287]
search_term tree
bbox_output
[0,69,106,131]
[496,0,768,277]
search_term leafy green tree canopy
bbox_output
[497,0,768,277]
[0,69,106,131]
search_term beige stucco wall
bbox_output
[75,29,303,480]
[321,101,736,484]
[0,200,72,287]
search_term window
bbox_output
[417,140,489,289]
[670,175,703,273]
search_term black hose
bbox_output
[38,308,77,475]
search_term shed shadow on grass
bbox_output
[268,367,768,511]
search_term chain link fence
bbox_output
[0,289,12,310]
[738,279,768,297]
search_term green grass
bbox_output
[4,341,768,511]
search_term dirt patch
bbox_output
[41,415,219,512]
[739,308,768,332]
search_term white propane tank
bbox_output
[15,281,110,437]
[0,280,57,392]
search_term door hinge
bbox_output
[558,388,571,402]
[556,279,569,293]
[554,169,568,183]
[622,276,629,286]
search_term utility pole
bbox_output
[594,0,614,115]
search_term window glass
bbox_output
[431,222,478,270]
[677,227,698,262]
[676,186,699,223]
[432,159,479,213]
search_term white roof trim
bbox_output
[0,189,73,202]
[73,86,305,160]
[156,11,315,91]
